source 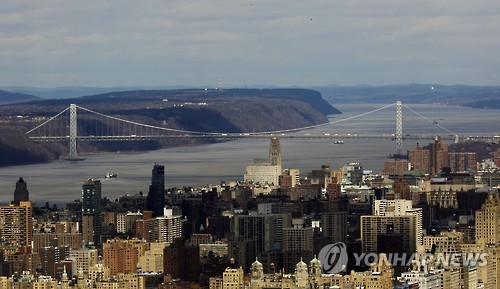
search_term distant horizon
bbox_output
[3,82,500,90]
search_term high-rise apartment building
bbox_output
[117,211,143,234]
[282,224,314,273]
[448,152,476,172]
[69,247,99,275]
[361,215,416,255]
[13,177,29,205]
[138,242,169,273]
[103,239,148,275]
[147,164,165,217]
[244,138,282,186]
[407,137,449,176]
[39,245,70,277]
[137,208,182,243]
[408,144,431,174]
[233,213,291,254]
[154,209,182,243]
[320,211,347,245]
[373,199,413,216]
[279,169,300,188]
[476,193,500,248]
[474,190,500,289]
[373,199,423,245]
[33,233,83,252]
[429,136,448,175]
[244,160,282,186]
[326,176,342,199]
[0,201,33,247]
[81,179,102,245]
[163,239,200,282]
[382,159,410,176]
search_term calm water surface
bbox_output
[0,103,498,204]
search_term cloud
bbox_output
[64,34,110,46]
[407,16,451,34]
[1,34,43,46]
[0,0,499,87]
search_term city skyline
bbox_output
[1,1,499,87]
[0,135,498,287]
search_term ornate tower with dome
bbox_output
[295,259,308,289]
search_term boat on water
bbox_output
[334,140,344,144]
[105,172,118,179]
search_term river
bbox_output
[0,103,498,205]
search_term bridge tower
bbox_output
[69,104,78,160]
[395,101,403,156]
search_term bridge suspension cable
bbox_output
[70,103,400,136]
[230,102,399,135]
[26,102,460,138]
[25,101,467,162]
[402,104,458,140]
[26,107,70,135]
[328,103,397,125]
[76,105,221,136]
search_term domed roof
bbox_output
[252,257,263,267]
[310,256,321,266]
[296,258,307,269]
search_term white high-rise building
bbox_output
[155,208,182,243]
[374,199,423,246]
[244,138,282,186]
[374,199,413,216]
[244,160,281,185]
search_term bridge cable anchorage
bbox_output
[402,104,459,143]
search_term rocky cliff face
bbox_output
[0,88,339,166]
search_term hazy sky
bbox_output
[1,0,499,87]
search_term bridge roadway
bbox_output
[27,134,499,142]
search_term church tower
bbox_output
[269,137,282,166]
[309,256,322,278]
[295,259,308,289]
[250,258,264,289]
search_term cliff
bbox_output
[0,88,339,166]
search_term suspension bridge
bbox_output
[25,101,497,160]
